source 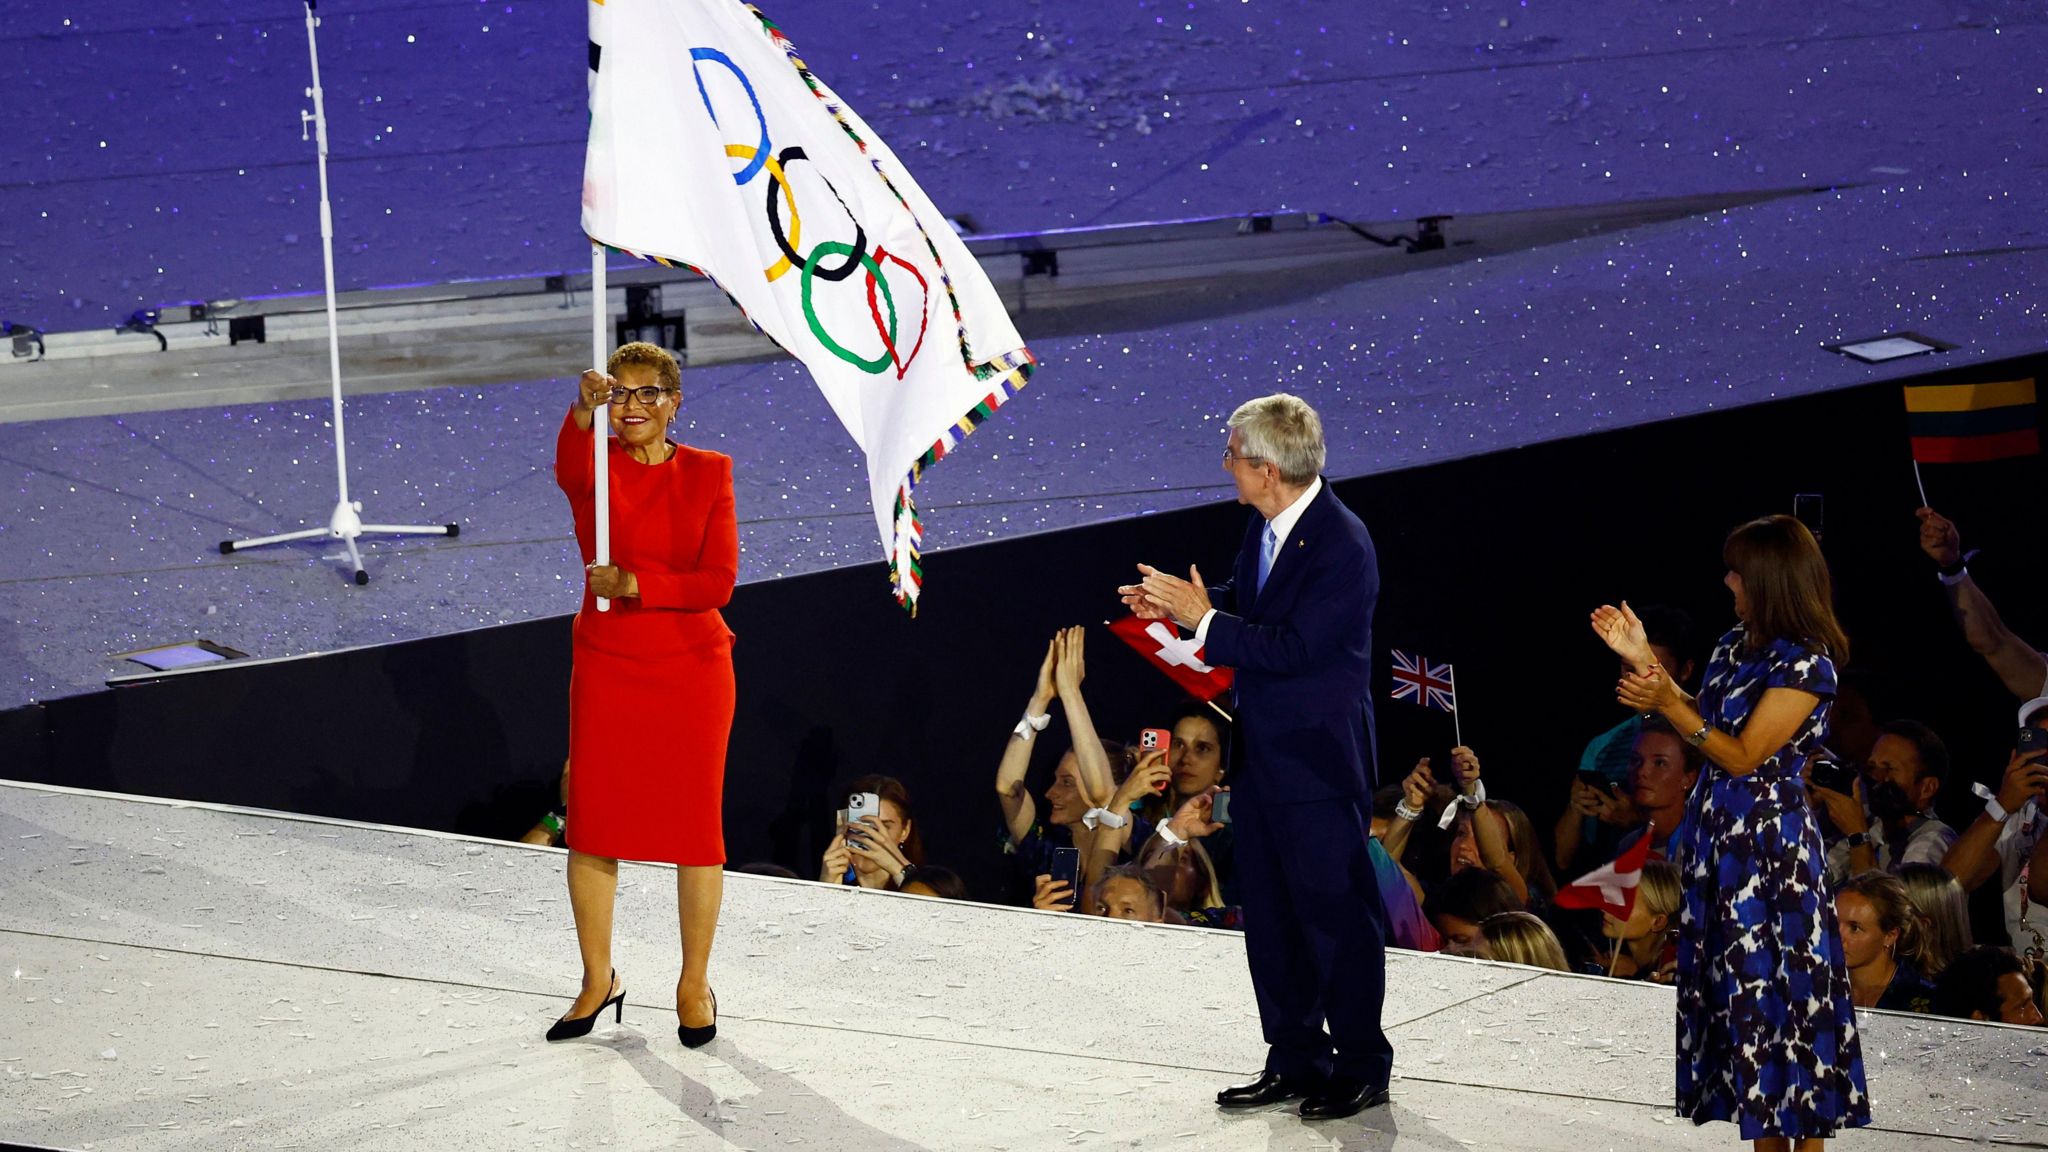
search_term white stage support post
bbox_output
[593,244,611,612]
[217,0,457,582]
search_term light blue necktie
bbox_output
[1257,522,1278,595]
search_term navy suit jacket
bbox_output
[1202,480,1380,804]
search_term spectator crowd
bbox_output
[768,506,2048,1030]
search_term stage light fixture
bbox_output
[2,321,43,361]
[114,639,250,672]
[1824,331,1956,364]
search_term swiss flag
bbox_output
[1106,616,1235,703]
[1553,825,1655,920]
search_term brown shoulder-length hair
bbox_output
[1722,514,1850,664]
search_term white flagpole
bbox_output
[592,243,611,613]
[1449,664,1464,748]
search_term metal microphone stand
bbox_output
[219,0,457,584]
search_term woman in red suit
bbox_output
[548,341,737,1049]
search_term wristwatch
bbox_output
[1685,722,1712,748]
[1842,831,1868,849]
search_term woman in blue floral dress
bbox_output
[1593,515,1869,1151]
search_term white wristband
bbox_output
[1975,782,2012,823]
[1437,779,1486,830]
[1013,711,1051,740]
[1082,807,1127,831]
[1156,822,1188,846]
[1393,799,1424,822]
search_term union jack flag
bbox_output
[1390,650,1457,712]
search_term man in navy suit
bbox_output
[1121,393,1391,1121]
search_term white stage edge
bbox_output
[3,780,2045,1151]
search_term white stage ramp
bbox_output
[4,780,2046,1151]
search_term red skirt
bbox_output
[566,634,734,865]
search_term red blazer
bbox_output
[555,411,738,655]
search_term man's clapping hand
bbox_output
[1118,564,1212,630]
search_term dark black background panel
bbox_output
[7,355,2044,922]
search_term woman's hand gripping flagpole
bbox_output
[591,243,611,613]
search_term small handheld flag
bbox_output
[1391,648,1462,748]
[1904,378,2039,464]
[1107,616,1234,705]
[1389,650,1456,713]
[1903,378,2040,505]
[1554,826,1656,921]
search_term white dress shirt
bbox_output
[1195,477,1322,645]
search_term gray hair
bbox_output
[1227,393,1326,485]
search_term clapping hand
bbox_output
[1052,625,1087,697]
[1120,564,1212,630]
[1591,601,1655,669]
[1616,665,1680,713]
[1031,633,1059,711]
[1032,874,1077,911]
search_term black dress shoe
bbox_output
[546,969,625,1042]
[1216,1070,1322,1109]
[677,987,717,1049]
[1298,1077,1391,1121]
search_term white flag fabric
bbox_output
[583,0,1035,610]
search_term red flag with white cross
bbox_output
[1105,616,1235,703]
[1553,825,1656,920]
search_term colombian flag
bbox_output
[1904,378,2039,463]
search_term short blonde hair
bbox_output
[1227,393,1325,485]
[1636,859,1683,923]
[1479,911,1570,971]
[607,341,681,392]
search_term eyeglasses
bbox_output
[606,385,678,406]
[1221,449,1266,466]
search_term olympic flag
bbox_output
[583,0,1035,611]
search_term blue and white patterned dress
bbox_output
[1673,627,1870,1139]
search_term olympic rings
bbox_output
[802,241,894,374]
[766,147,864,284]
[694,49,925,378]
[868,247,930,378]
[689,48,769,185]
